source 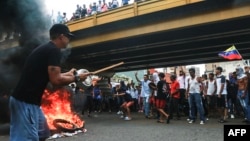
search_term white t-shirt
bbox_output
[140,80,151,97]
[188,76,200,93]
[207,80,216,95]
[152,72,160,85]
[216,74,227,95]
[177,75,186,89]
[128,87,137,99]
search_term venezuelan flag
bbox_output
[218,45,242,60]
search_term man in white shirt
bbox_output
[177,70,186,116]
[215,67,227,123]
[135,72,152,118]
[186,68,205,125]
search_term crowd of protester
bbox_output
[70,65,250,125]
[54,0,144,24]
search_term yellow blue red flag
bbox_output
[218,45,242,60]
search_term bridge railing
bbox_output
[67,0,203,32]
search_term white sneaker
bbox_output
[188,120,194,124]
[230,114,235,119]
[117,111,121,115]
[200,121,205,125]
[206,118,209,121]
[187,118,191,121]
[124,117,132,121]
[120,115,124,119]
[120,111,123,115]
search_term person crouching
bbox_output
[115,87,134,120]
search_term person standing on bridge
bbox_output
[9,24,92,141]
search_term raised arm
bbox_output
[135,71,140,82]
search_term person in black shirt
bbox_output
[114,86,134,121]
[155,72,170,123]
[9,24,92,141]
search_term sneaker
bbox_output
[188,120,194,124]
[120,115,124,119]
[230,114,235,119]
[187,118,191,121]
[117,111,121,115]
[200,121,205,125]
[124,117,132,121]
[218,119,225,123]
[206,118,209,121]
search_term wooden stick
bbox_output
[92,62,124,74]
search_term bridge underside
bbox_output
[65,0,250,73]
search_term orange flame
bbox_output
[41,88,84,130]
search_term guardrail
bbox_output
[67,0,203,32]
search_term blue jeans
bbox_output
[237,90,249,119]
[247,96,250,122]
[143,96,150,116]
[9,96,50,141]
[189,93,205,121]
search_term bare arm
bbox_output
[213,81,217,95]
[185,78,190,98]
[135,72,140,82]
[48,66,92,86]
[218,83,224,98]
[115,92,126,96]
[243,77,248,97]
[204,81,208,96]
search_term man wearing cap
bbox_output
[9,24,92,141]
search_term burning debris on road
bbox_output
[41,87,87,138]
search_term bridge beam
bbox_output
[69,2,250,48]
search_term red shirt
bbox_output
[170,80,180,99]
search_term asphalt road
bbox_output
[0,112,247,141]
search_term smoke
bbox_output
[0,0,51,94]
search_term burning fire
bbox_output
[41,88,84,130]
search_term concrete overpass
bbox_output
[65,0,250,73]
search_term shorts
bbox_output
[149,96,155,105]
[9,96,50,141]
[121,101,134,108]
[155,99,166,109]
[216,95,227,108]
